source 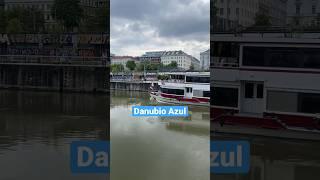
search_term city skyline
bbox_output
[110,0,210,59]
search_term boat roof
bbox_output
[160,72,210,76]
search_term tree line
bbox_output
[0,0,108,33]
[111,61,181,73]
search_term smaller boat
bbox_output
[150,72,210,106]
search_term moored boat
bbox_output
[150,72,210,106]
[211,31,320,140]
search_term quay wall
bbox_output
[0,64,109,93]
[110,81,153,92]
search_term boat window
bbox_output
[203,91,210,98]
[298,93,320,114]
[193,90,202,97]
[257,84,264,99]
[186,76,210,83]
[212,42,239,67]
[161,88,184,96]
[267,91,320,114]
[243,46,320,69]
[245,83,254,98]
[213,87,238,108]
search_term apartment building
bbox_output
[200,49,210,70]
[213,0,287,31]
[287,0,320,27]
[161,51,199,70]
[139,51,165,64]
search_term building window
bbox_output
[296,5,300,14]
[213,87,238,108]
[220,8,224,15]
[312,5,316,14]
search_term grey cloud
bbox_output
[110,0,209,58]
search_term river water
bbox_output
[110,91,210,180]
[0,90,109,180]
[211,130,320,180]
[2,89,314,180]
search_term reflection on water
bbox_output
[0,90,108,180]
[111,91,210,180]
[211,133,320,180]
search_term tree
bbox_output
[189,64,194,71]
[126,61,136,71]
[52,0,83,32]
[5,7,45,33]
[254,11,271,27]
[0,9,6,33]
[111,64,124,73]
[81,4,108,33]
[168,61,178,68]
[6,18,23,33]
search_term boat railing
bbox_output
[162,79,185,83]
[211,57,239,68]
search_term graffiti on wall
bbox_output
[0,34,108,45]
[0,34,109,57]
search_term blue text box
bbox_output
[70,141,109,174]
[132,106,189,117]
[211,141,250,174]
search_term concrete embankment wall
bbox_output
[0,64,109,93]
[110,81,151,92]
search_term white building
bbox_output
[200,49,210,70]
[161,50,198,70]
[213,0,287,31]
[287,0,320,28]
[191,56,200,70]
[111,56,138,70]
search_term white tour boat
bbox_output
[150,72,210,106]
[211,31,320,140]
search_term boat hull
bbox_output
[211,122,320,141]
[151,93,210,107]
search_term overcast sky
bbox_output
[110,0,210,59]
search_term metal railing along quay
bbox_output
[0,55,109,67]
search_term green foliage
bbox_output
[111,64,124,73]
[52,0,83,32]
[189,64,194,71]
[167,61,178,68]
[0,10,6,33]
[2,7,45,33]
[136,62,161,72]
[157,75,169,80]
[6,18,23,33]
[126,61,136,71]
[254,11,271,27]
[81,4,108,32]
